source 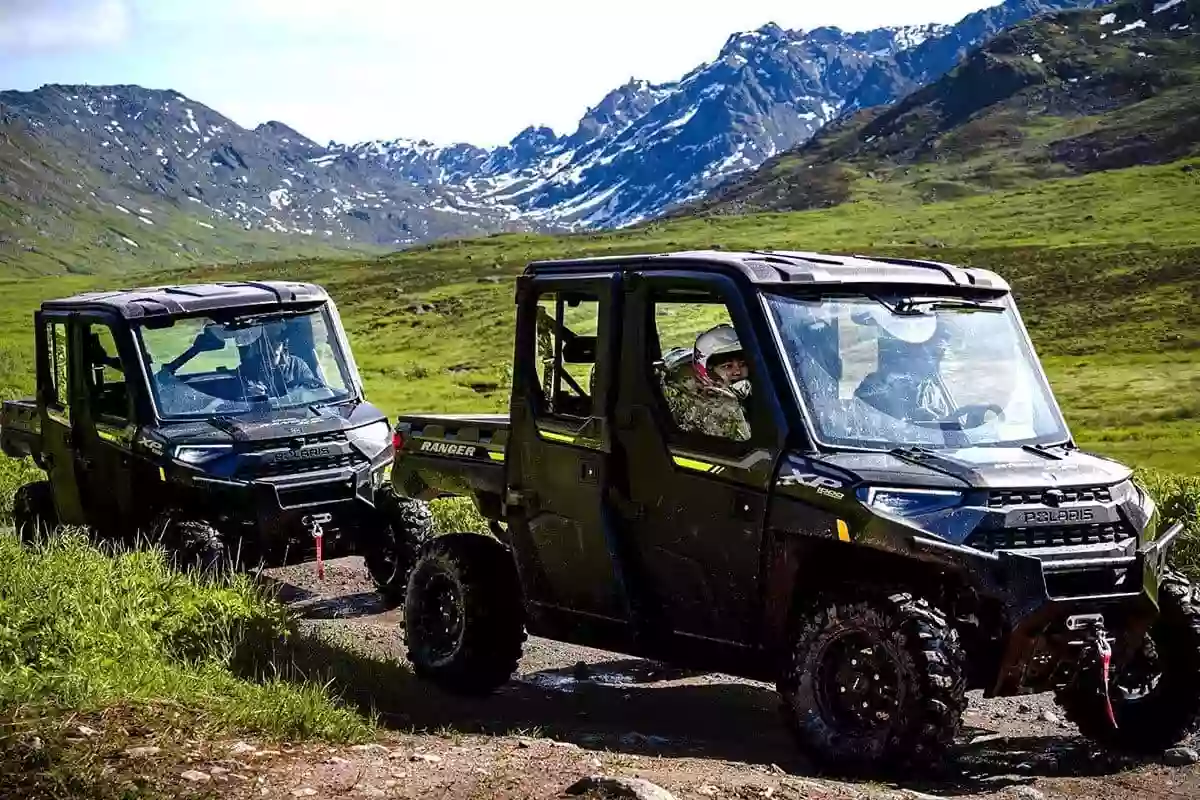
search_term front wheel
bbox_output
[778,593,967,774]
[364,489,434,608]
[150,510,227,574]
[12,480,58,543]
[403,534,525,695]
[1055,571,1200,753]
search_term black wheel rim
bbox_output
[815,630,902,736]
[1114,634,1163,703]
[414,571,464,663]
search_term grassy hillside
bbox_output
[0,156,1195,477]
[0,120,383,277]
[683,0,1200,217]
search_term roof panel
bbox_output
[525,249,1010,292]
[40,280,331,320]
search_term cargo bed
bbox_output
[390,412,510,512]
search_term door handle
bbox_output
[78,456,94,471]
[580,460,598,484]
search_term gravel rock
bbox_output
[566,775,680,800]
[124,746,161,757]
[1007,787,1045,800]
[229,742,256,756]
[410,753,443,764]
[1039,711,1060,724]
[1165,747,1200,766]
[181,770,211,783]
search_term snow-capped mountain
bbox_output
[0,0,1108,261]
[310,0,1107,230]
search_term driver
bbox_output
[853,310,952,421]
[240,322,322,397]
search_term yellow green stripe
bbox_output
[672,455,724,474]
[488,450,506,462]
[538,430,577,444]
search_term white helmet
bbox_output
[694,324,751,398]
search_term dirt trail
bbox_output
[180,556,1200,800]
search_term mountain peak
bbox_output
[720,21,791,55]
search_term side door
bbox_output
[615,271,786,649]
[71,314,139,533]
[36,313,86,526]
[505,273,631,638]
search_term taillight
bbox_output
[392,430,404,451]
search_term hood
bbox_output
[801,444,1132,492]
[156,400,386,446]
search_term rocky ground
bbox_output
[107,556,1200,799]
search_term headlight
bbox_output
[859,486,963,517]
[349,420,391,446]
[173,444,233,465]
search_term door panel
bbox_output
[39,316,85,526]
[73,317,137,532]
[506,276,628,627]
[615,273,783,647]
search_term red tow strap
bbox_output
[314,529,324,580]
[1098,635,1117,728]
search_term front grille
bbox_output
[246,430,346,452]
[987,485,1113,508]
[969,523,1130,552]
[249,452,361,479]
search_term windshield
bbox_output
[764,292,1069,450]
[137,307,356,420]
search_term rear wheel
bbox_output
[778,593,967,775]
[364,489,434,607]
[12,480,58,542]
[1055,571,1200,753]
[403,534,525,695]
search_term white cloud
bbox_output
[0,0,131,52]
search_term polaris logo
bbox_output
[1022,508,1096,525]
[269,446,332,462]
[420,441,478,458]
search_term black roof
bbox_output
[526,249,1010,292]
[40,280,330,320]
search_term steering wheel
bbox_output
[948,403,1005,430]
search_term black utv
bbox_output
[378,250,1198,773]
[0,280,404,573]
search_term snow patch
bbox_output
[184,108,201,135]
[137,216,154,226]
[114,205,130,214]
[120,236,138,248]
[138,208,152,215]
[1114,19,1147,35]
[1100,12,1117,25]
[196,221,214,230]
[1031,53,1044,64]
[1153,0,1184,14]
[268,188,292,209]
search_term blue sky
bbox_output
[1,0,1001,148]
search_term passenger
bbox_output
[660,324,752,441]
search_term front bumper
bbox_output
[191,460,390,560]
[911,519,1186,695]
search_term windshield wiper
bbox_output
[896,298,1005,314]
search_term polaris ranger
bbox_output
[0,280,401,572]
[381,251,1198,773]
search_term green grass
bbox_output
[0,529,372,743]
